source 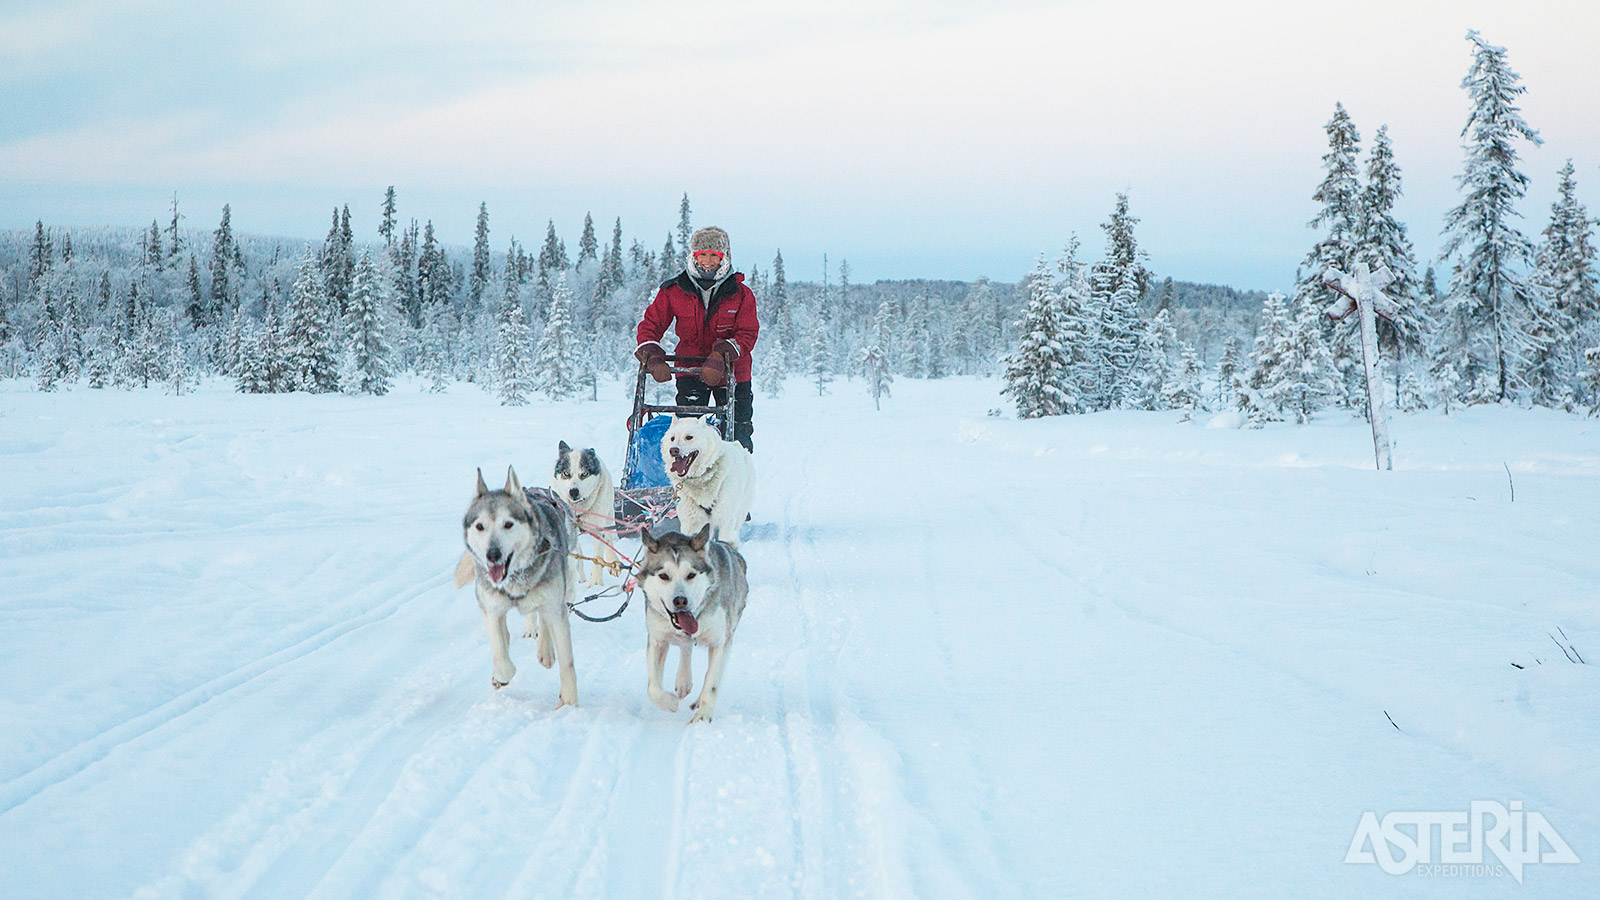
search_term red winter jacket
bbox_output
[636,271,760,383]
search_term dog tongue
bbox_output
[670,455,692,476]
[488,562,507,583]
[670,610,699,634]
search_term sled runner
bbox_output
[614,353,734,528]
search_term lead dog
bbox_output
[549,440,617,586]
[638,525,748,723]
[460,466,579,706]
[661,415,755,548]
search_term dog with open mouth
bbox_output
[661,415,755,548]
[549,440,618,586]
[459,466,580,705]
[638,524,748,723]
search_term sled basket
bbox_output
[614,354,734,527]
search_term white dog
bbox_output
[550,440,617,585]
[661,415,755,547]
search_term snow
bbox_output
[2,376,1597,899]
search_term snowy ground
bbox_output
[1,375,1596,899]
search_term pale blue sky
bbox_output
[2,0,1595,290]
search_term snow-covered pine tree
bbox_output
[769,250,792,367]
[1245,292,1293,423]
[210,204,236,323]
[1001,255,1076,418]
[471,203,492,308]
[537,221,568,296]
[418,302,452,392]
[494,254,534,405]
[809,321,831,396]
[900,297,929,377]
[1529,160,1599,407]
[595,218,625,303]
[859,343,891,410]
[1214,336,1242,408]
[1273,299,1341,423]
[1097,269,1144,409]
[1358,125,1429,371]
[578,212,598,268]
[676,194,692,262]
[1162,342,1206,421]
[1087,196,1147,409]
[380,186,398,247]
[1296,103,1364,411]
[1053,236,1095,400]
[283,254,339,393]
[347,251,393,395]
[534,275,577,399]
[658,234,678,283]
[184,253,205,329]
[1135,308,1179,409]
[1439,30,1544,402]
[1585,347,1600,416]
[759,332,786,398]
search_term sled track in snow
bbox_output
[0,573,449,815]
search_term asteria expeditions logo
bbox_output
[1345,801,1580,884]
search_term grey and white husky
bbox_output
[638,525,748,723]
[459,466,579,706]
[549,440,617,586]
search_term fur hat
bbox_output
[689,226,730,258]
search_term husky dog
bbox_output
[661,415,755,548]
[638,525,748,723]
[460,466,579,705]
[550,440,618,586]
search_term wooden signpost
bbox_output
[1322,262,1397,472]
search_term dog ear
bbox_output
[558,439,571,457]
[640,530,660,554]
[580,448,601,477]
[690,524,711,551]
[475,468,490,498]
[505,465,523,498]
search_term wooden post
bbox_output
[1323,263,1396,471]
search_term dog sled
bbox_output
[613,353,734,529]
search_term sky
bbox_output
[1,0,1596,291]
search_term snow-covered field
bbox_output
[2,375,1596,899]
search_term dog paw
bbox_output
[650,689,680,713]
[675,679,692,699]
[522,624,538,639]
[492,660,516,688]
[556,691,578,710]
[689,705,714,723]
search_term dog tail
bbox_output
[452,551,475,589]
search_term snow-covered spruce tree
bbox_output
[1214,336,1243,409]
[494,259,535,406]
[1585,347,1600,416]
[1359,125,1429,372]
[1439,30,1544,402]
[1245,292,1293,423]
[209,204,237,323]
[537,220,569,297]
[1001,255,1076,418]
[283,254,339,393]
[1273,299,1341,424]
[1135,308,1178,410]
[759,328,787,398]
[578,212,598,269]
[346,251,393,395]
[1162,342,1206,421]
[1050,235,1095,400]
[418,302,453,393]
[1087,196,1147,409]
[859,343,891,410]
[470,203,492,308]
[534,274,577,399]
[1529,160,1599,407]
[900,296,930,378]
[767,249,793,370]
[808,320,832,396]
[1296,103,1364,410]
[676,194,693,265]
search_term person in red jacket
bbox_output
[634,226,759,453]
